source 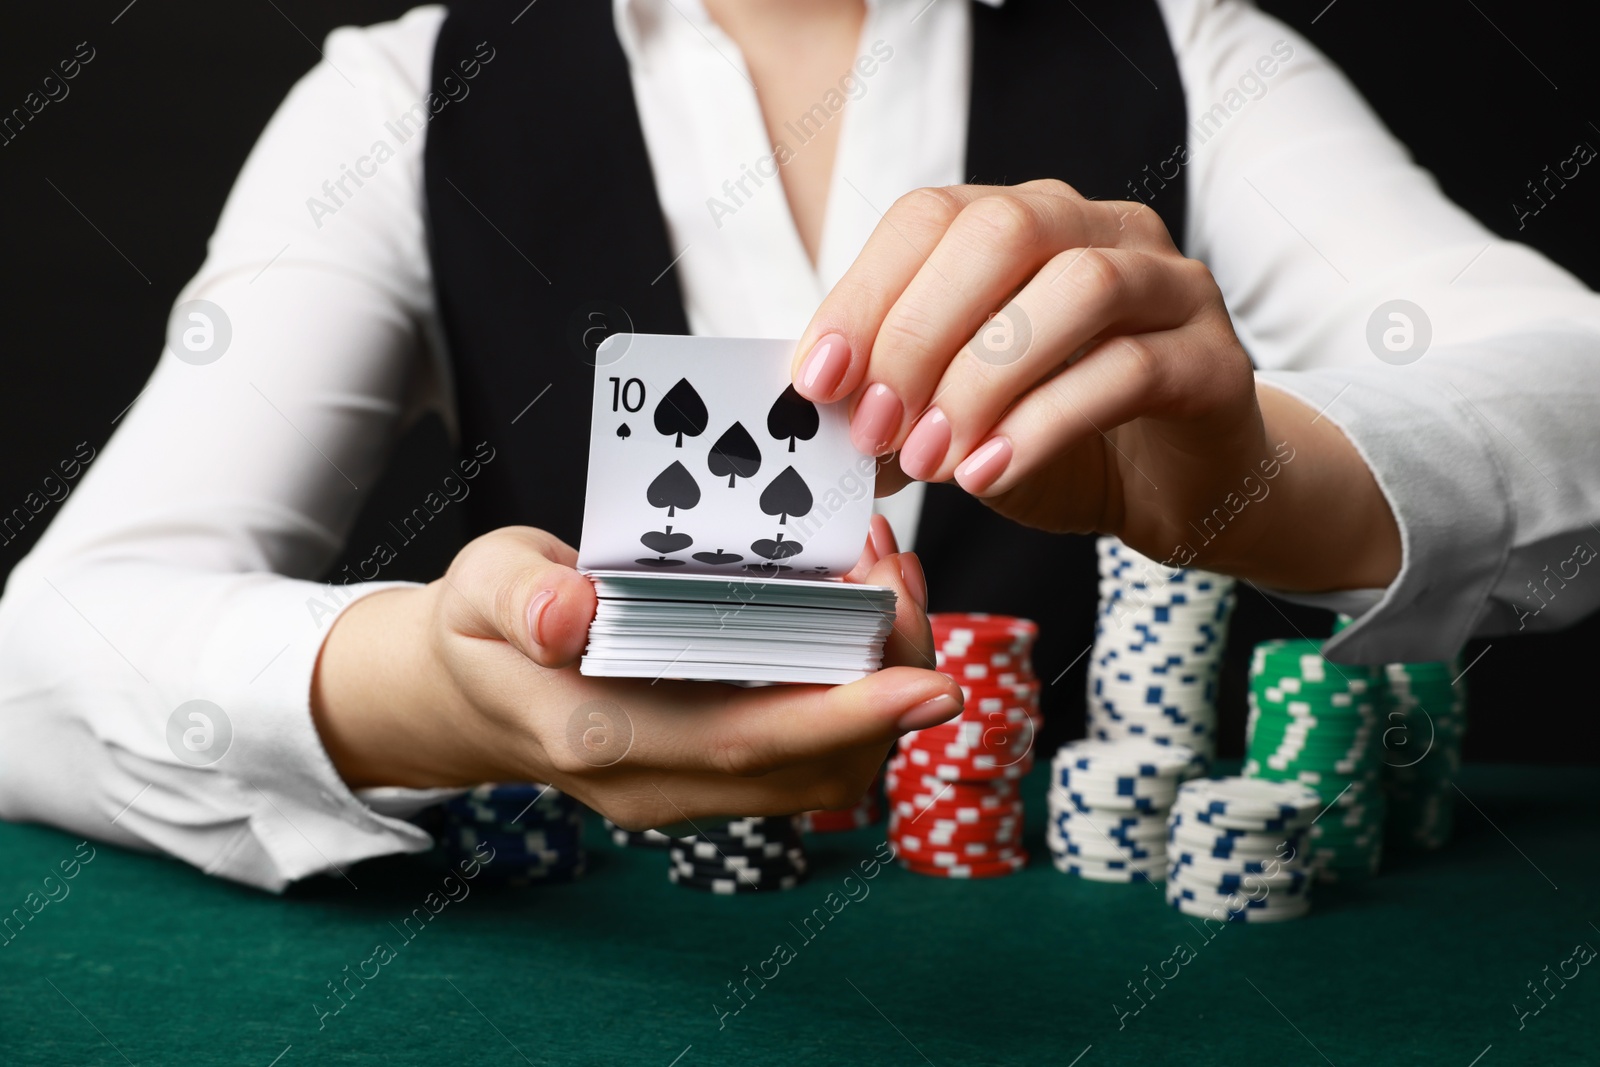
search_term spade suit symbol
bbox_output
[640,527,693,554]
[693,549,743,566]
[767,384,819,452]
[707,421,762,488]
[647,461,701,517]
[617,423,631,440]
[751,534,804,561]
[759,466,813,525]
[636,557,687,568]
[654,378,709,447]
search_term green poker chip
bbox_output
[1246,637,1386,881]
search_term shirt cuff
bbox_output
[1255,369,1514,664]
[197,576,446,890]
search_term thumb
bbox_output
[441,526,597,669]
[701,666,963,774]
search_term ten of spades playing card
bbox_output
[577,334,874,576]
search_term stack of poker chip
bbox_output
[439,783,586,884]
[1166,777,1318,922]
[1382,659,1468,850]
[799,771,883,833]
[668,817,809,894]
[1244,639,1385,881]
[604,818,672,848]
[1047,739,1199,883]
[885,614,1040,879]
[1088,538,1235,762]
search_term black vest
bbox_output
[423,0,1187,725]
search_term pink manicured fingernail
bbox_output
[869,514,896,560]
[797,333,851,400]
[527,589,556,646]
[851,383,903,456]
[896,692,961,732]
[899,407,951,481]
[858,533,881,571]
[954,436,1013,494]
[898,553,928,611]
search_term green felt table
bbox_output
[2,763,1597,1066]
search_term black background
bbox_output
[1,1,1596,762]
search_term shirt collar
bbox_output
[615,0,1006,66]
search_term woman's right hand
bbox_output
[311,521,960,830]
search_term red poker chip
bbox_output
[933,631,1032,648]
[891,836,1027,861]
[889,809,1022,832]
[901,722,1033,745]
[943,667,1036,689]
[906,715,1033,742]
[897,843,1030,865]
[905,832,1024,854]
[889,792,1022,816]
[898,734,1032,763]
[885,753,1024,782]
[899,747,1034,771]
[889,775,1020,796]
[923,715,1038,743]
[897,823,1024,846]
[953,684,1043,710]
[935,648,1037,672]
[891,811,1024,834]
[891,796,1023,820]
[934,642,1037,658]
[887,774,1020,797]
[896,852,1030,878]
[930,613,1039,639]
[896,739,1035,763]
[890,803,1022,826]
[962,692,1038,709]
[934,617,1043,633]
[885,769,1022,800]
[934,647,1037,663]
[898,748,1035,777]
[891,820,1024,843]
[894,751,1035,782]
[891,824,1023,849]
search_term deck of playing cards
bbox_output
[577,334,897,684]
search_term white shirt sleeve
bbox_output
[1160,0,1600,662]
[0,7,458,892]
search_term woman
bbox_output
[2,0,1598,891]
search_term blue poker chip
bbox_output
[1204,870,1311,894]
[1174,887,1289,909]
[1064,754,1181,779]
[1058,837,1161,860]
[1055,860,1160,884]
[1053,766,1177,791]
[1051,809,1169,835]
[1093,672,1213,695]
[1189,806,1295,831]
[1069,790,1161,813]
[1168,849,1286,873]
